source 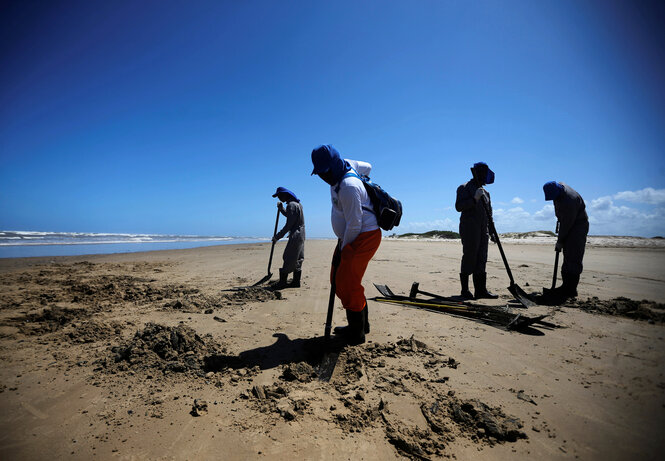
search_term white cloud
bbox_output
[493,206,556,232]
[533,203,555,221]
[402,218,456,233]
[511,197,524,204]
[613,188,665,205]
[588,195,665,236]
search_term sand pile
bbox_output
[101,322,226,375]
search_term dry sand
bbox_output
[0,239,664,460]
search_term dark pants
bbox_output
[562,221,588,276]
[460,219,488,275]
[282,229,305,274]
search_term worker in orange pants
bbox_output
[312,144,381,345]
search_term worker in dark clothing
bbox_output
[543,181,588,300]
[271,187,305,289]
[455,162,498,300]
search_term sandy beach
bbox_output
[1,239,664,460]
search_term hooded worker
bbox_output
[543,181,588,300]
[271,187,306,289]
[455,162,498,300]
[311,144,381,345]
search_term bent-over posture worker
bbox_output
[271,187,305,289]
[543,181,588,300]
[311,145,381,345]
[455,162,498,300]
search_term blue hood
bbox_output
[543,181,564,201]
[272,186,300,202]
[311,145,350,185]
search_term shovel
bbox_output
[252,207,280,286]
[542,248,561,297]
[480,195,536,308]
[324,240,342,341]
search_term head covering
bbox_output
[543,181,564,201]
[272,186,300,202]
[310,144,350,184]
[471,162,495,185]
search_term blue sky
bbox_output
[1,0,664,238]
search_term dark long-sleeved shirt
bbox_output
[554,183,588,245]
[456,179,492,227]
[275,201,305,241]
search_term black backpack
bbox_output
[342,169,403,231]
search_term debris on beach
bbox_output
[222,286,282,304]
[11,305,91,335]
[566,297,665,323]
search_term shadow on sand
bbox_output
[203,333,346,373]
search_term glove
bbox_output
[474,188,487,202]
[272,236,278,244]
[277,202,284,212]
[555,241,563,251]
[489,233,497,244]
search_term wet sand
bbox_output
[0,239,664,460]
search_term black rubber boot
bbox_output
[335,302,370,335]
[460,273,474,300]
[271,269,288,290]
[334,307,366,345]
[290,270,302,288]
[473,272,499,299]
[562,272,580,298]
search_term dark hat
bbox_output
[272,187,299,202]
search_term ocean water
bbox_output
[0,231,265,258]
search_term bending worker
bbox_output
[543,181,588,300]
[311,145,381,345]
[271,187,305,289]
[455,162,498,300]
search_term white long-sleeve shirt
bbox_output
[330,159,379,249]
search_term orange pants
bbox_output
[332,229,382,312]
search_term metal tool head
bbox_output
[409,282,420,299]
[508,283,537,308]
[252,272,272,286]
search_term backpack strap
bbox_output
[334,168,361,193]
[334,168,374,214]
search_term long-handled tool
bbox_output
[480,195,536,308]
[252,207,280,286]
[542,221,561,297]
[542,248,560,297]
[324,241,342,341]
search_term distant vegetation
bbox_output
[392,230,560,240]
[394,230,460,239]
[500,230,556,239]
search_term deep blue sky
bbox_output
[2,0,664,237]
